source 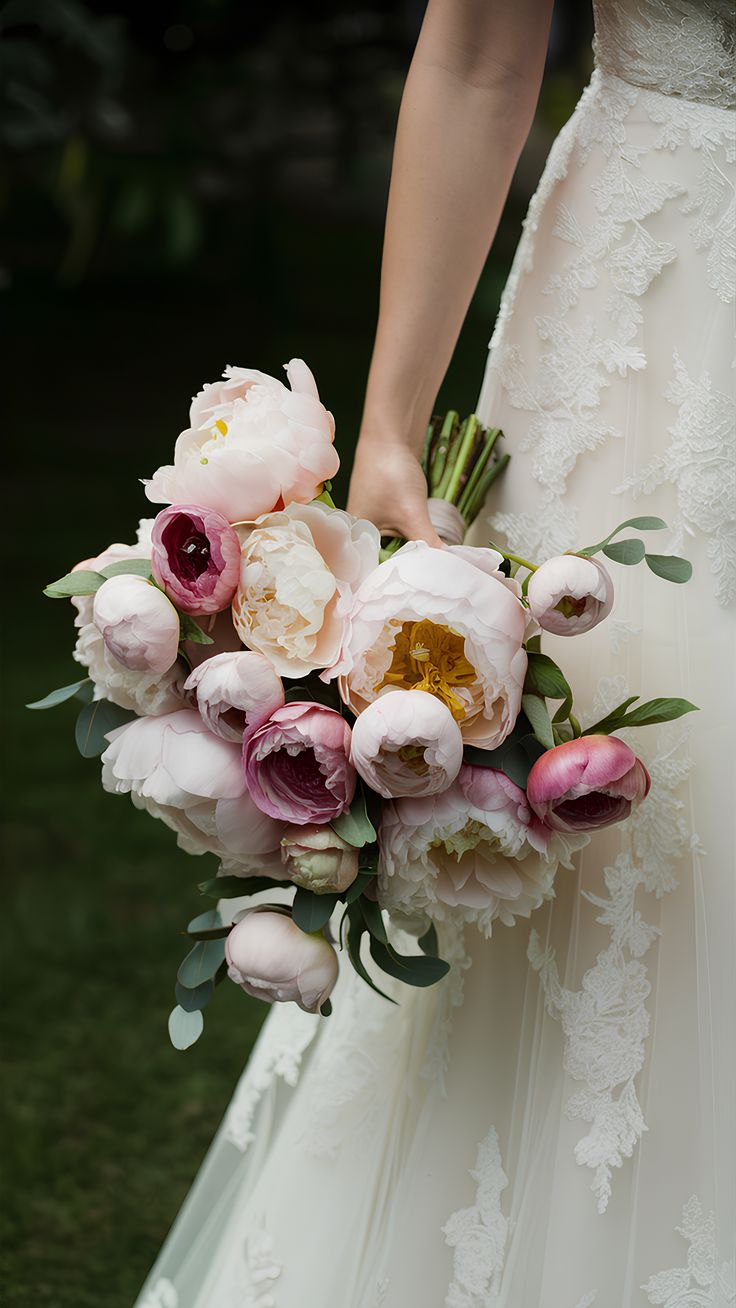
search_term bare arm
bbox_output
[347,0,553,543]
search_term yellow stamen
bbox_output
[397,744,430,776]
[378,620,476,722]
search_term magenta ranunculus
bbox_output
[526,734,651,833]
[243,702,356,825]
[151,504,241,615]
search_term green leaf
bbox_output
[74,699,135,758]
[320,998,333,1016]
[175,979,214,1012]
[359,897,388,944]
[98,558,153,580]
[521,694,555,750]
[44,569,105,599]
[186,909,229,941]
[463,728,544,789]
[198,875,279,899]
[330,788,377,848]
[177,938,226,990]
[178,612,214,645]
[27,678,91,710]
[168,1005,204,1050]
[342,872,374,905]
[525,634,542,654]
[368,938,450,988]
[579,516,667,556]
[603,538,646,565]
[645,553,693,584]
[345,908,396,1004]
[291,888,339,933]
[617,697,698,728]
[582,696,641,736]
[524,653,573,703]
[418,922,440,957]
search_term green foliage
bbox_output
[74,698,135,758]
[178,613,214,645]
[645,554,693,583]
[168,1006,204,1051]
[330,787,377,848]
[44,569,104,599]
[521,694,555,750]
[584,696,699,735]
[291,887,339,933]
[603,538,646,565]
[26,678,91,710]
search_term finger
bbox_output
[400,503,445,550]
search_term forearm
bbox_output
[361,0,552,454]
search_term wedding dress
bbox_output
[136,3,735,1305]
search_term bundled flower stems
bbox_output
[30,359,697,1049]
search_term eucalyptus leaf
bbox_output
[330,788,377,848]
[27,678,91,710]
[291,887,339,933]
[521,694,555,751]
[99,558,153,580]
[645,553,693,584]
[44,569,105,599]
[418,923,440,957]
[177,938,226,989]
[342,872,374,904]
[603,537,646,565]
[345,908,396,1004]
[368,938,450,988]
[580,516,667,556]
[186,909,229,941]
[168,1005,204,1050]
[320,998,333,1016]
[524,652,572,702]
[198,875,279,899]
[359,897,388,944]
[178,612,214,645]
[75,699,135,758]
[175,979,214,1012]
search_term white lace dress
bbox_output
[136,4,735,1305]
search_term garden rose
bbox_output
[328,541,527,750]
[185,650,284,742]
[349,689,463,798]
[151,504,241,615]
[526,734,650,832]
[527,555,614,636]
[243,702,356,825]
[232,502,380,677]
[101,710,284,870]
[92,575,180,674]
[226,908,338,1013]
[145,360,339,523]
[281,825,359,893]
[379,764,587,935]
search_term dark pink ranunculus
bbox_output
[526,734,650,833]
[243,702,356,825]
[151,504,241,615]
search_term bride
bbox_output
[137,1,735,1304]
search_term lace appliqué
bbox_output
[239,1222,281,1308]
[642,1195,736,1306]
[529,678,699,1213]
[443,1126,509,1308]
[223,1003,320,1152]
[616,351,736,605]
[138,1280,178,1308]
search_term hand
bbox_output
[347,435,443,548]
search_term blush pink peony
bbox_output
[226,908,338,1013]
[185,650,284,742]
[527,554,614,636]
[349,688,463,798]
[243,702,356,825]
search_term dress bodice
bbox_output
[593,0,736,107]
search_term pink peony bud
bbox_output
[151,504,241,615]
[225,908,338,1012]
[92,574,180,674]
[281,824,359,893]
[526,734,650,832]
[185,650,284,742]
[349,689,463,798]
[243,702,356,825]
[527,555,613,636]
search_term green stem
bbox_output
[457,427,501,518]
[434,416,465,499]
[497,547,538,573]
[444,414,478,504]
[429,411,458,493]
[463,452,510,522]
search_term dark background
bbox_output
[1,2,591,1302]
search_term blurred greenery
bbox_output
[2,1,590,1303]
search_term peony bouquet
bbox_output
[30,360,697,1048]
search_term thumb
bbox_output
[401,501,445,550]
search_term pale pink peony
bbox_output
[144,360,339,523]
[243,702,356,825]
[101,710,284,871]
[378,764,587,935]
[281,825,359,893]
[328,541,528,750]
[185,650,284,742]
[349,688,463,798]
[151,504,241,615]
[226,908,338,1012]
[92,575,180,674]
[526,734,650,832]
[232,502,380,678]
[527,555,614,637]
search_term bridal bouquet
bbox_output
[30,360,696,1048]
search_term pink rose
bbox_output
[281,824,359,893]
[226,908,338,1012]
[243,702,356,825]
[349,689,463,798]
[145,360,339,523]
[185,650,284,742]
[527,555,614,637]
[92,575,180,674]
[151,504,241,615]
[526,734,650,832]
